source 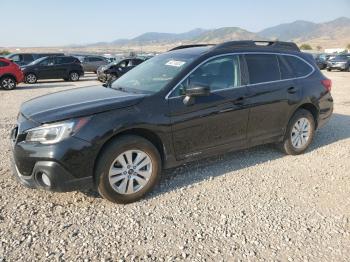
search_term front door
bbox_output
[36,57,56,79]
[168,55,250,160]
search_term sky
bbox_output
[0,0,349,47]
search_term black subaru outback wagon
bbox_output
[11,41,333,203]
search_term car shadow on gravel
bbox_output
[82,113,350,201]
[150,113,350,199]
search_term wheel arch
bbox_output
[0,73,17,83]
[93,128,166,179]
[292,103,320,129]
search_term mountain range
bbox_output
[87,17,350,50]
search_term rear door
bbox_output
[244,53,302,145]
[53,57,70,77]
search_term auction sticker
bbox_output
[166,60,186,67]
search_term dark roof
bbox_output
[168,41,300,55]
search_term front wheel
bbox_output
[96,135,161,204]
[0,76,17,90]
[25,73,37,84]
[279,109,315,155]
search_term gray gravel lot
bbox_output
[0,72,350,261]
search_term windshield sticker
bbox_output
[166,60,186,67]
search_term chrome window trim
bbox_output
[165,52,315,100]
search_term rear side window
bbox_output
[284,55,313,77]
[55,56,74,64]
[22,54,34,62]
[0,61,9,67]
[90,57,104,62]
[245,54,280,84]
[277,55,294,79]
[133,59,143,65]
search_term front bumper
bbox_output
[11,119,96,192]
[12,160,93,192]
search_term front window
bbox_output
[28,57,48,65]
[111,53,195,94]
[170,55,241,97]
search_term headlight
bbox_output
[25,118,89,144]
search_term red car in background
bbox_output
[0,58,24,90]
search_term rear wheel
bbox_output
[279,109,315,155]
[25,73,37,84]
[69,71,80,81]
[0,76,16,90]
[96,135,161,204]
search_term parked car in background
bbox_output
[327,55,350,71]
[5,53,64,66]
[11,41,333,203]
[80,56,109,73]
[0,58,24,90]
[97,58,144,82]
[21,56,84,83]
[314,54,327,70]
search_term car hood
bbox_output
[20,85,146,123]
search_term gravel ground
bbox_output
[0,72,349,261]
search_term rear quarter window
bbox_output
[0,61,9,67]
[245,54,280,84]
[284,55,313,77]
[277,55,294,79]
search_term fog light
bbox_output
[41,173,51,187]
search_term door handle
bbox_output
[232,96,245,105]
[287,87,298,94]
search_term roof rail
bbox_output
[213,41,300,52]
[169,44,215,51]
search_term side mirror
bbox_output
[185,85,210,97]
[183,85,210,106]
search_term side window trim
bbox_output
[165,52,315,99]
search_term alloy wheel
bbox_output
[290,117,311,149]
[70,72,79,81]
[108,150,153,195]
[1,78,16,90]
[26,74,36,84]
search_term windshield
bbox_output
[28,57,47,65]
[111,53,195,94]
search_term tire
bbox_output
[25,73,37,84]
[69,71,80,81]
[0,76,17,90]
[327,68,331,72]
[96,135,161,204]
[279,109,315,155]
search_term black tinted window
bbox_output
[39,58,54,66]
[284,56,312,77]
[245,54,280,84]
[55,56,74,64]
[0,61,9,67]
[278,55,294,79]
[90,57,104,62]
[133,59,143,65]
[22,54,34,62]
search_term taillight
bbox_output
[321,79,332,92]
